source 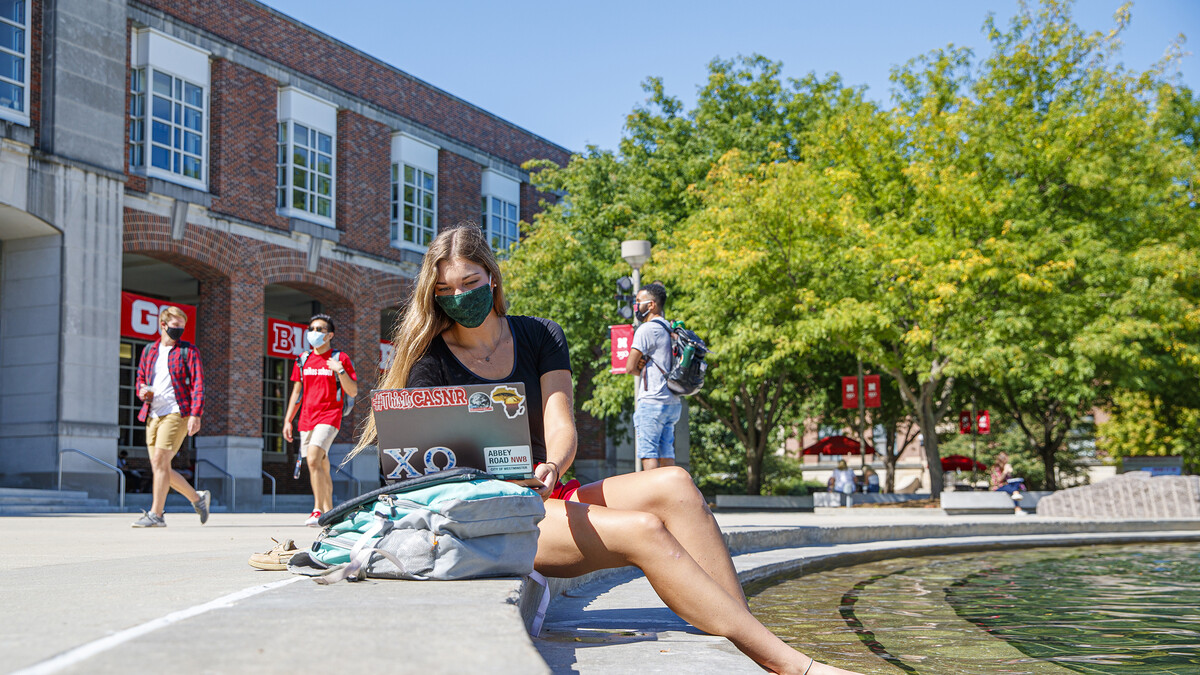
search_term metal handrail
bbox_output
[332,464,361,499]
[195,459,236,512]
[261,470,276,512]
[58,448,125,510]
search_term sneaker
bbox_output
[248,538,300,571]
[131,511,166,528]
[305,510,322,527]
[192,490,211,525]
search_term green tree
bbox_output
[508,59,859,493]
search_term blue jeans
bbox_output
[634,401,682,460]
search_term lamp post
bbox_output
[621,240,651,472]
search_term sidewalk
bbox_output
[5,510,1200,674]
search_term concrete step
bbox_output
[0,504,125,515]
[0,487,91,500]
[0,496,113,507]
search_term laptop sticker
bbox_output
[490,385,526,419]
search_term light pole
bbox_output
[621,240,651,472]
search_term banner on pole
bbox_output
[977,410,991,435]
[841,376,858,409]
[959,410,972,435]
[610,324,635,374]
[863,374,881,408]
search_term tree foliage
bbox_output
[505,0,1199,495]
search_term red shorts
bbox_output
[549,479,582,501]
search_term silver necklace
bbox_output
[475,329,506,363]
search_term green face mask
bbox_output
[435,283,493,328]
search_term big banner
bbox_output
[120,292,197,343]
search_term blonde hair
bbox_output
[350,223,507,458]
[159,306,188,325]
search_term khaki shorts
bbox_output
[300,424,339,458]
[146,413,188,452]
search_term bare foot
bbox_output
[774,657,863,675]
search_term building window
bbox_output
[0,0,30,124]
[391,164,436,247]
[277,121,334,220]
[129,28,210,189]
[129,69,145,168]
[482,196,519,252]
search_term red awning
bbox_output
[802,435,873,456]
[941,454,987,471]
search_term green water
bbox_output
[747,543,1200,674]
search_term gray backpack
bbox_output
[288,468,545,583]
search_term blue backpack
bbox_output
[288,468,545,583]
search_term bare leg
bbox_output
[307,446,333,513]
[535,500,859,675]
[640,457,675,470]
[149,447,199,515]
[574,466,745,605]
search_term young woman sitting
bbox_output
[351,224,861,675]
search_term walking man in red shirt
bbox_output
[283,314,358,526]
[132,306,210,528]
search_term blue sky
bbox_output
[258,1,1197,153]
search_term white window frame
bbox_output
[481,169,521,254]
[277,87,337,227]
[390,133,439,252]
[129,28,210,191]
[0,0,30,126]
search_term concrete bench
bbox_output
[813,492,934,508]
[940,490,1055,514]
[941,491,1018,514]
[713,494,814,511]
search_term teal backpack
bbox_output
[288,468,545,584]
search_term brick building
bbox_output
[0,0,586,509]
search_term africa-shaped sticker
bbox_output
[490,385,526,420]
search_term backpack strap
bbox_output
[641,318,675,389]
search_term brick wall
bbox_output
[123,207,410,443]
[136,0,572,169]
[29,0,41,146]
[520,181,558,231]
[209,57,287,229]
[438,150,483,229]
[335,110,393,258]
[123,20,145,193]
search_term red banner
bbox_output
[841,376,858,409]
[959,410,972,434]
[266,318,307,360]
[863,374,881,408]
[120,292,197,343]
[268,317,392,370]
[610,324,635,374]
[977,410,991,435]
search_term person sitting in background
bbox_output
[862,466,880,493]
[990,453,1013,491]
[833,460,857,495]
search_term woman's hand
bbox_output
[533,461,559,498]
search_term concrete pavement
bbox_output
[5,509,1200,674]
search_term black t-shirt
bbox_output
[406,315,572,464]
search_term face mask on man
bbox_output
[164,326,185,341]
[435,282,494,329]
[634,301,651,322]
[306,330,327,348]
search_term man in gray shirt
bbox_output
[625,283,681,471]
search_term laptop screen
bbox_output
[372,383,535,482]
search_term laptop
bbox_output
[372,382,538,485]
